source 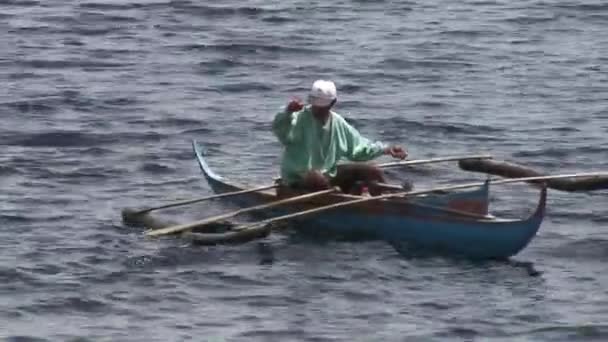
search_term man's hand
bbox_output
[384,145,408,160]
[286,98,304,113]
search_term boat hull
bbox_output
[192,140,545,259]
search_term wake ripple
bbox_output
[2,131,167,147]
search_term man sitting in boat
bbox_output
[272,79,407,195]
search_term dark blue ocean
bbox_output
[1,0,607,340]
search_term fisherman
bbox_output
[272,79,407,195]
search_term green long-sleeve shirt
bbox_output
[272,106,387,185]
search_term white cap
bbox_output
[309,80,337,107]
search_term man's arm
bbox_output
[272,99,304,145]
[343,119,407,161]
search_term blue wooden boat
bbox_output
[192,140,546,259]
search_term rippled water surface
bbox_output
[2,0,607,341]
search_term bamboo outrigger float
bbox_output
[459,159,608,192]
[121,140,607,260]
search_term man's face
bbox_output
[309,96,333,117]
[311,104,330,117]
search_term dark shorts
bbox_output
[290,164,385,195]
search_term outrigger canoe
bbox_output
[192,140,546,259]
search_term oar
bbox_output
[378,154,492,169]
[145,188,338,237]
[232,172,608,234]
[128,183,279,216]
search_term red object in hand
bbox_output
[287,97,304,112]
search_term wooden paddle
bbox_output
[145,188,338,237]
[128,183,279,216]
[231,172,608,235]
[378,154,492,169]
